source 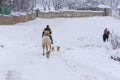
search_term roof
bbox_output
[97,4,111,9]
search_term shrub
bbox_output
[109,32,120,62]
[109,32,120,50]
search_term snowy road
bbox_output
[0,17,120,80]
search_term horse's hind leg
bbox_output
[47,45,51,58]
[48,45,51,57]
[46,51,50,58]
[46,46,48,58]
[46,46,50,58]
[42,46,45,56]
[46,52,49,58]
[49,45,51,52]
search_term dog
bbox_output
[57,46,60,52]
[51,45,60,52]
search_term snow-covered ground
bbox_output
[0,16,120,80]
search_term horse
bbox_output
[42,36,51,58]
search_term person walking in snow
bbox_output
[103,28,110,42]
[42,25,53,44]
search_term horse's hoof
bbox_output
[47,56,49,58]
[46,54,49,58]
[46,52,50,58]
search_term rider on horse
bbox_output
[42,25,53,44]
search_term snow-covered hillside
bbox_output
[0,16,120,80]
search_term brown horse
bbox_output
[42,36,51,58]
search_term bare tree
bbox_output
[2,0,36,12]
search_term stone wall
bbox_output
[0,12,36,25]
[0,11,104,24]
[39,11,104,18]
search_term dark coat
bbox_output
[103,29,110,42]
[42,27,52,37]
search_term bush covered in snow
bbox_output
[109,32,120,61]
